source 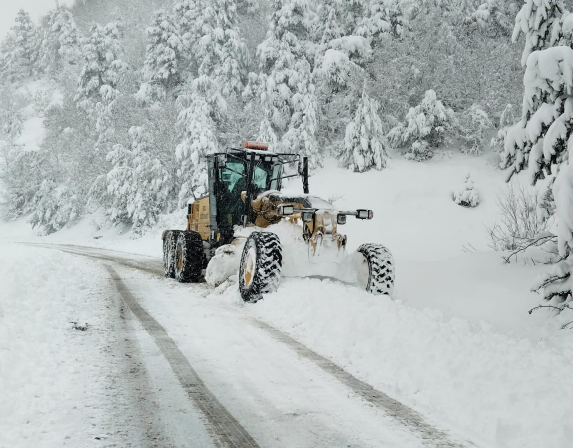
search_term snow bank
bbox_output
[216,277,573,448]
[0,243,107,447]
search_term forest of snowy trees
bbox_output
[0,0,527,236]
[2,0,573,310]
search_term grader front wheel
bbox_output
[356,244,395,296]
[239,232,282,302]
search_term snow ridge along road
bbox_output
[105,265,261,448]
[247,318,469,448]
[34,243,474,448]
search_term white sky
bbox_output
[0,0,75,43]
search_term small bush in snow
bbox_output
[486,181,553,251]
[388,90,455,161]
[453,174,480,208]
[460,104,493,155]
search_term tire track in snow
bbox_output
[247,318,471,448]
[34,243,472,447]
[105,265,261,448]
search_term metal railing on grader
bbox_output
[162,142,394,302]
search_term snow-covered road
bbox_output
[6,243,472,448]
[3,242,572,448]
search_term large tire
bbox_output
[239,232,282,302]
[163,230,181,278]
[357,244,395,296]
[175,231,204,283]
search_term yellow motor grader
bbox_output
[162,141,394,302]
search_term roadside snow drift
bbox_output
[212,277,573,448]
[0,243,110,447]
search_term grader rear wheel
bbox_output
[239,232,282,302]
[174,231,204,283]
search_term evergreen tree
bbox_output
[172,0,207,72]
[357,0,405,44]
[257,0,319,160]
[29,179,81,235]
[388,89,455,160]
[452,173,480,208]
[75,21,128,107]
[176,96,219,207]
[341,90,389,172]
[137,9,183,104]
[4,10,41,81]
[196,0,249,98]
[502,4,573,309]
[75,21,129,152]
[38,5,82,75]
[512,0,564,66]
[460,104,493,155]
[106,127,171,233]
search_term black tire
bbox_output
[357,244,395,296]
[163,230,181,278]
[175,231,204,283]
[239,232,282,302]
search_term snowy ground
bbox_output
[1,152,573,448]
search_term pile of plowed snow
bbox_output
[214,275,573,448]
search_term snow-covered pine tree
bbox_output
[172,0,207,73]
[466,0,519,37]
[257,0,321,161]
[491,103,516,151]
[196,0,249,98]
[257,118,279,151]
[341,90,389,172]
[75,21,129,151]
[501,4,573,309]
[6,9,41,81]
[318,0,365,37]
[282,59,320,167]
[29,179,81,235]
[550,10,573,47]
[532,143,573,306]
[460,104,493,155]
[37,5,82,75]
[452,173,480,207]
[75,22,128,107]
[106,127,172,233]
[128,126,171,234]
[176,97,219,208]
[388,89,455,160]
[137,9,183,104]
[356,0,405,45]
[513,0,565,67]
[175,76,223,207]
[106,143,133,226]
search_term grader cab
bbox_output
[162,142,394,302]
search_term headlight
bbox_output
[278,205,295,216]
[302,211,314,222]
[337,214,346,225]
[356,209,373,220]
